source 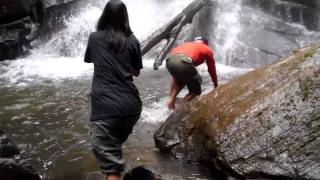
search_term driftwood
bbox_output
[141,0,210,70]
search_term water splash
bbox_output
[0,0,196,86]
[213,0,242,65]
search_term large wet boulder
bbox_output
[154,44,320,179]
[0,130,40,180]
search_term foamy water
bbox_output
[0,0,250,86]
[141,97,172,123]
[0,0,197,84]
[0,0,251,124]
[214,0,242,64]
[0,54,250,86]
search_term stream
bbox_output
[1,0,319,179]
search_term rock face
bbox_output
[123,166,163,180]
[246,0,320,31]
[0,0,81,61]
[0,0,44,61]
[154,44,320,179]
[0,130,40,180]
[189,0,320,68]
[234,0,320,68]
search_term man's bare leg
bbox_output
[168,77,184,110]
[181,93,197,105]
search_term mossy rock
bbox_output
[154,44,320,179]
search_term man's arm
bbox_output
[206,51,218,88]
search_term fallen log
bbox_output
[141,0,210,70]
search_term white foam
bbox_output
[0,52,251,87]
[141,97,172,123]
[0,0,196,86]
[214,0,242,64]
[37,6,101,56]
[125,0,194,39]
[0,55,93,85]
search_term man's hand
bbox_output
[214,82,218,89]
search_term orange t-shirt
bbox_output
[170,42,218,87]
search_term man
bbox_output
[166,36,218,110]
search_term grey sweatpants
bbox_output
[90,115,139,175]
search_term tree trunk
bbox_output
[141,0,210,70]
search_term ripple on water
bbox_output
[4,103,30,111]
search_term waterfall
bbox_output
[1,0,319,85]
[0,0,196,86]
[1,1,319,178]
[208,0,320,67]
[213,0,243,65]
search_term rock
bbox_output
[0,0,82,61]
[0,0,44,61]
[246,0,320,31]
[188,0,320,68]
[43,0,84,36]
[0,131,20,158]
[123,166,163,180]
[232,0,320,68]
[0,130,40,180]
[154,44,320,179]
[0,0,42,23]
[0,159,41,180]
[230,6,302,68]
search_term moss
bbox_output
[303,49,317,59]
[313,122,320,133]
[299,76,315,101]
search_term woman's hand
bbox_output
[132,69,140,77]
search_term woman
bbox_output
[84,0,143,179]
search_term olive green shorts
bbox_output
[166,54,202,95]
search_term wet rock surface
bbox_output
[0,0,43,61]
[246,0,320,31]
[0,130,40,180]
[154,44,320,179]
[189,0,320,68]
[123,166,163,180]
[0,0,82,61]
[231,0,320,68]
[229,0,320,68]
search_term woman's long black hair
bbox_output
[97,0,133,53]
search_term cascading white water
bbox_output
[213,0,242,65]
[1,0,318,125]
[1,1,319,178]
[0,0,248,87]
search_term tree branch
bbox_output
[141,0,210,70]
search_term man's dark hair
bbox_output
[97,0,133,53]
